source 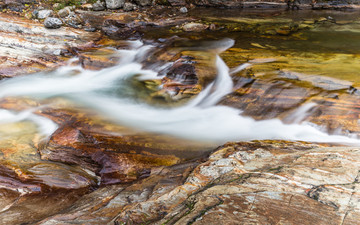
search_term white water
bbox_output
[0,39,359,145]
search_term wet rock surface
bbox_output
[0,12,100,77]
[26,141,359,224]
[1,5,360,225]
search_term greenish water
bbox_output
[143,9,360,85]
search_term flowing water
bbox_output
[0,37,359,146]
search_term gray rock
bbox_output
[44,17,63,29]
[179,7,188,13]
[58,7,72,18]
[38,9,53,19]
[92,0,105,11]
[31,10,39,19]
[105,0,125,9]
[64,12,83,29]
[134,0,151,6]
[123,2,136,11]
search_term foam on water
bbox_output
[0,39,358,144]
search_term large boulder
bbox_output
[105,0,125,9]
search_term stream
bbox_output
[0,38,359,145]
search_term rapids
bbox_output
[0,39,359,145]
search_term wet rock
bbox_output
[102,19,140,39]
[0,12,100,77]
[183,22,209,32]
[134,0,152,6]
[37,9,53,19]
[38,161,199,224]
[58,7,72,18]
[166,57,198,85]
[123,2,137,11]
[36,140,350,225]
[105,0,125,9]
[44,17,63,29]
[194,0,243,7]
[169,0,187,6]
[221,78,317,120]
[92,0,106,11]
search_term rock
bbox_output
[57,7,72,18]
[92,0,106,11]
[31,10,39,19]
[193,0,243,7]
[64,12,83,29]
[183,22,209,32]
[179,6,188,13]
[44,17,63,29]
[166,57,198,85]
[35,141,360,224]
[81,3,93,10]
[37,9,53,19]
[53,3,61,9]
[134,0,152,6]
[5,2,24,12]
[105,0,125,9]
[169,0,186,6]
[123,2,137,11]
[0,12,100,77]
[102,19,139,39]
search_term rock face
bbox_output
[31,141,360,224]
[105,0,125,9]
[0,12,100,77]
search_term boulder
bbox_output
[92,0,106,11]
[105,0,125,9]
[37,9,53,19]
[44,17,63,29]
[169,0,186,6]
[123,2,137,11]
[57,7,72,18]
[134,0,152,6]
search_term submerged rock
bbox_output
[183,22,209,32]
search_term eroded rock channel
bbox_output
[0,2,360,224]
